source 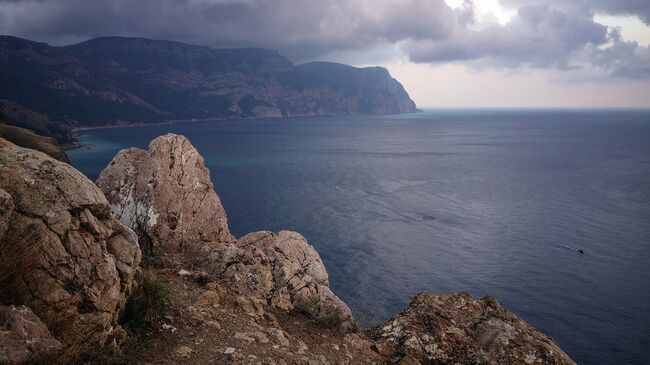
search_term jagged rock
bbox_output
[194,290,220,307]
[274,329,291,347]
[368,292,576,365]
[0,138,141,360]
[343,334,383,361]
[297,340,309,354]
[178,269,192,277]
[253,331,269,344]
[203,231,355,332]
[97,133,233,254]
[0,305,63,365]
[236,296,266,317]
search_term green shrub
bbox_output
[119,272,169,331]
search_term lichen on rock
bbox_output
[367,292,576,365]
[201,230,356,332]
[97,133,233,254]
[0,138,141,362]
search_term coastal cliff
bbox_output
[0,35,417,142]
[0,135,574,364]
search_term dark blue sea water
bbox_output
[68,110,650,365]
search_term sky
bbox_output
[0,0,649,108]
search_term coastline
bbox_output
[69,110,421,133]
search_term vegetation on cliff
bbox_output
[0,122,69,162]
[0,35,417,141]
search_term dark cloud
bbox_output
[404,4,610,69]
[501,0,650,24]
[0,0,648,80]
[0,0,456,59]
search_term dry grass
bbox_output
[0,122,69,162]
[0,227,43,302]
[119,272,169,331]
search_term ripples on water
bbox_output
[69,109,650,364]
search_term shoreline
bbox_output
[69,110,420,133]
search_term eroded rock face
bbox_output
[97,133,233,254]
[0,305,63,365]
[201,231,355,332]
[0,138,141,360]
[368,292,576,365]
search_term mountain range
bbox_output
[0,35,417,144]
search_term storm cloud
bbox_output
[0,0,648,79]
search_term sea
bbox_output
[68,109,650,365]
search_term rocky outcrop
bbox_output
[98,134,354,331]
[368,292,576,365]
[202,231,355,332]
[0,138,141,361]
[0,305,63,365]
[96,134,233,254]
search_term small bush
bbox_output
[320,308,344,328]
[119,272,169,331]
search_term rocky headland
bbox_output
[0,35,417,146]
[0,134,575,364]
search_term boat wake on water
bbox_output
[558,243,585,254]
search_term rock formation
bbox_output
[202,231,356,332]
[0,305,63,364]
[98,134,354,332]
[96,133,233,254]
[0,138,141,361]
[368,292,576,365]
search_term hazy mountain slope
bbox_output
[0,35,417,133]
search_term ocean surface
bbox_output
[68,110,650,365]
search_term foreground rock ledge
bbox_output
[202,230,356,332]
[368,292,576,364]
[0,138,141,361]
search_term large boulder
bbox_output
[202,231,355,332]
[97,133,233,254]
[368,292,576,364]
[0,138,141,361]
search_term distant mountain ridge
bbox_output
[0,35,417,142]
